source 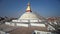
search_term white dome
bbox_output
[19,12,39,20]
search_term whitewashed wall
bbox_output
[5,22,11,25]
[12,20,18,22]
[30,20,38,22]
[12,19,42,22]
[34,30,51,34]
[16,23,28,27]
[20,20,28,22]
[30,23,45,27]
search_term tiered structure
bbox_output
[5,2,45,27]
[4,3,56,34]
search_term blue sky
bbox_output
[0,0,60,18]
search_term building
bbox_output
[5,2,45,27]
[0,2,57,34]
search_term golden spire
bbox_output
[26,2,32,12]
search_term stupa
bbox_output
[19,3,39,20]
[5,2,45,27]
[12,2,42,22]
[2,2,56,34]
